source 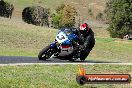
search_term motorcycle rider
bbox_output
[72,23,95,60]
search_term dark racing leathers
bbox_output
[72,28,95,60]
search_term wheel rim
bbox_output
[41,49,53,59]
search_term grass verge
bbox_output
[0,64,131,88]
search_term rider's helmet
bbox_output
[79,23,90,34]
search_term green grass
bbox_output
[88,38,132,63]
[0,17,132,63]
[0,17,57,57]
[0,64,131,88]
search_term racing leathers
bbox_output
[71,27,95,60]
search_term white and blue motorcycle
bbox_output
[38,28,84,61]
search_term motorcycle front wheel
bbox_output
[38,45,54,60]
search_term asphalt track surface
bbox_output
[0,56,125,65]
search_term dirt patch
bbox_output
[12,9,22,19]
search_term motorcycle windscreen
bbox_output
[56,31,68,43]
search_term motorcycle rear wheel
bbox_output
[69,57,77,62]
[69,54,78,62]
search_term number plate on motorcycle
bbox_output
[56,32,68,43]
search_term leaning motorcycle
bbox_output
[38,28,85,61]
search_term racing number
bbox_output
[57,35,65,40]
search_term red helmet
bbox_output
[79,23,89,33]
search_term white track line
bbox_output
[0,63,132,66]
